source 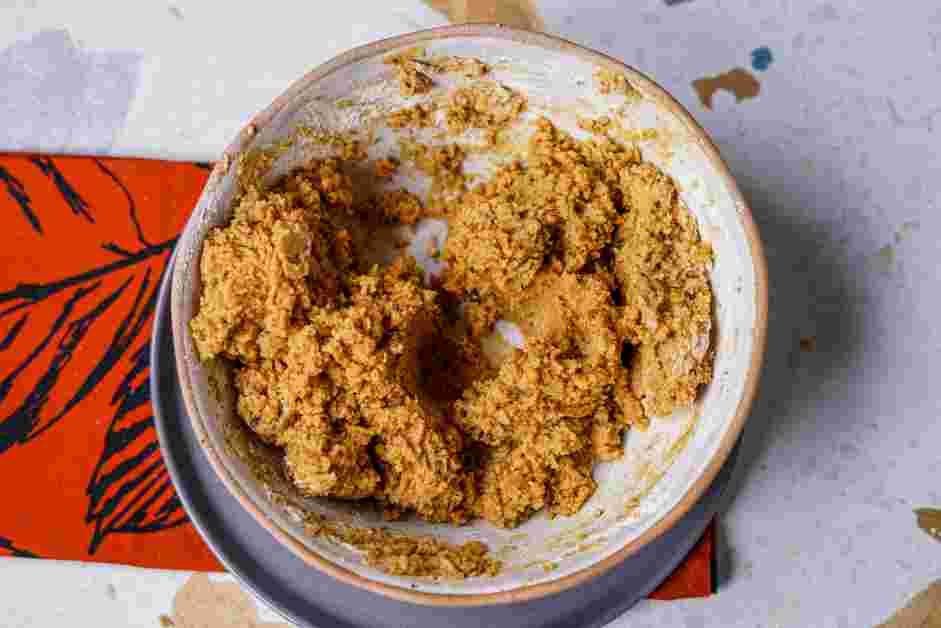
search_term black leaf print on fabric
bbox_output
[0,281,103,453]
[94,158,151,247]
[24,275,134,443]
[0,535,38,558]
[85,259,188,553]
[30,156,94,223]
[0,239,175,321]
[0,155,192,553]
[0,253,186,550]
[0,165,41,234]
[0,238,176,452]
[0,314,28,352]
[101,242,139,258]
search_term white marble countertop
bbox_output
[1,1,939,626]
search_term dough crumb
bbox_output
[399,140,468,207]
[445,82,528,135]
[385,49,434,97]
[576,115,613,135]
[387,103,436,129]
[429,55,490,78]
[593,67,642,101]
[374,158,398,178]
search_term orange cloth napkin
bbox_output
[0,153,713,599]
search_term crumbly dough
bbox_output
[444,82,528,134]
[385,50,490,99]
[593,67,642,100]
[458,277,619,526]
[384,79,526,140]
[192,161,473,524]
[191,70,714,574]
[443,118,637,334]
[427,55,490,79]
[613,162,714,416]
[387,103,435,129]
[387,49,490,97]
[577,115,613,135]
[377,189,424,224]
[399,140,468,208]
[302,510,500,578]
[385,50,434,97]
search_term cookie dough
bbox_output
[191,77,714,574]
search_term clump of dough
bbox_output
[428,55,489,78]
[441,119,712,525]
[190,159,354,364]
[385,50,434,97]
[444,175,550,307]
[455,273,642,527]
[191,166,475,524]
[386,103,435,129]
[443,118,640,335]
[445,82,528,134]
[593,67,642,101]
[614,163,714,416]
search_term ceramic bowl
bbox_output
[170,24,767,606]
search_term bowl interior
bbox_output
[171,27,762,602]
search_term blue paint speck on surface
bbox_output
[751,46,774,71]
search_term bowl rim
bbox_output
[170,22,769,607]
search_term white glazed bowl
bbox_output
[170,24,767,606]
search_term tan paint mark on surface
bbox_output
[692,68,761,110]
[876,580,941,628]
[422,0,544,31]
[166,574,290,628]
[799,336,817,352]
[916,508,941,543]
